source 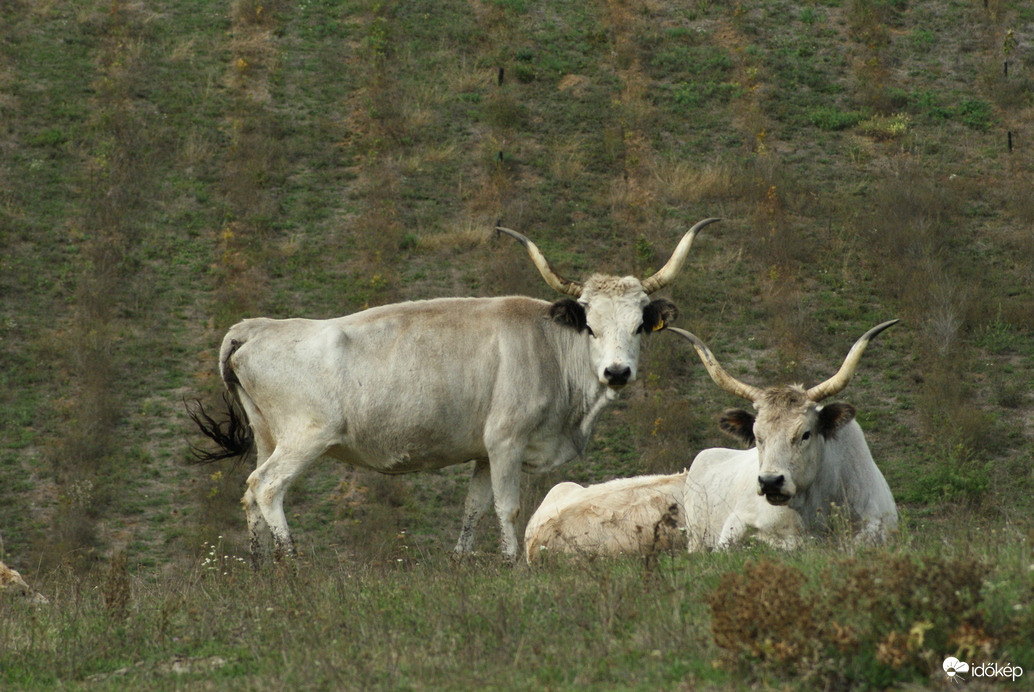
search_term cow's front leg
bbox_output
[715,514,747,550]
[756,508,805,550]
[487,445,525,561]
[454,458,492,556]
[855,513,892,545]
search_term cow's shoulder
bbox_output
[689,447,755,479]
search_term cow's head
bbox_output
[498,218,719,388]
[668,320,898,504]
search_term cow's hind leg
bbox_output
[246,439,324,562]
[236,393,277,566]
[454,458,491,556]
[242,486,267,568]
[240,413,276,567]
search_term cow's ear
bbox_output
[550,299,588,332]
[642,299,679,333]
[817,402,856,439]
[719,409,756,445]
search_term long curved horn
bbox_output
[667,326,763,402]
[496,226,583,297]
[641,218,721,294]
[806,319,900,402]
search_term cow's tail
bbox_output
[186,338,254,465]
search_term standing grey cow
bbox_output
[190,218,720,562]
[668,320,899,550]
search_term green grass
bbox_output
[2,530,1032,690]
[809,106,867,131]
[0,0,1032,687]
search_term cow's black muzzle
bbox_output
[604,365,632,387]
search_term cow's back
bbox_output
[525,472,689,563]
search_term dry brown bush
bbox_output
[709,559,816,667]
[709,553,991,685]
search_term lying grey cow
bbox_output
[190,219,720,562]
[669,320,899,550]
[523,471,689,563]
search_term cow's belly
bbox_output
[323,428,487,474]
[321,425,580,475]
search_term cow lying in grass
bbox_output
[669,320,900,550]
[0,559,48,605]
[524,471,689,563]
[523,321,899,559]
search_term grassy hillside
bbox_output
[1,0,1032,687]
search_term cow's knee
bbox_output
[485,442,524,559]
[716,516,746,550]
[494,503,521,560]
[271,530,297,562]
[245,460,301,561]
[242,486,263,521]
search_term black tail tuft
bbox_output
[185,393,253,465]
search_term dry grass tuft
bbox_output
[649,159,738,205]
[103,549,130,621]
[548,136,587,185]
[416,221,491,251]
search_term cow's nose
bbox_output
[758,474,785,495]
[603,365,632,387]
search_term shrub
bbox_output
[902,442,993,507]
[709,560,815,668]
[857,112,911,140]
[955,99,995,131]
[709,553,992,688]
[911,91,996,130]
[909,28,936,48]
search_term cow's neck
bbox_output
[791,435,872,532]
[576,384,618,444]
[559,331,621,453]
[790,447,846,530]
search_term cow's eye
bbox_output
[634,323,644,335]
[801,431,811,442]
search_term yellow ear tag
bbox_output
[653,319,665,332]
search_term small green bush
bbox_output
[911,91,996,130]
[909,28,935,47]
[858,112,911,139]
[670,81,746,108]
[955,99,995,131]
[902,443,993,506]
